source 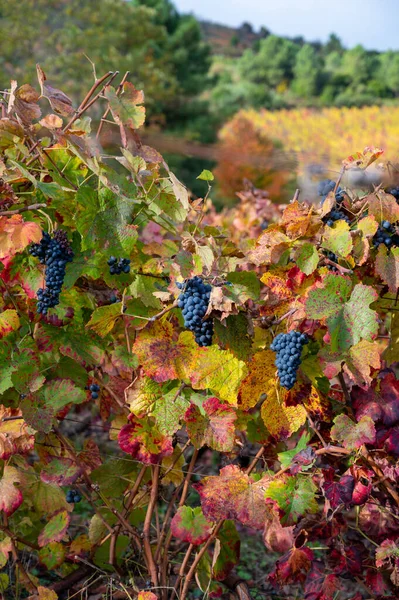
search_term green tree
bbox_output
[292,44,322,98]
[379,51,399,96]
[239,35,298,88]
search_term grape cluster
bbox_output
[317,179,344,205]
[324,250,338,271]
[323,209,351,228]
[373,221,399,248]
[177,277,213,347]
[388,187,399,201]
[107,256,130,275]
[270,331,309,390]
[89,384,100,400]
[66,489,82,503]
[29,230,73,315]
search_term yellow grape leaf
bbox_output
[189,346,247,406]
[357,215,379,237]
[384,312,399,366]
[86,303,122,337]
[109,414,128,441]
[344,340,381,388]
[37,587,58,600]
[161,446,185,486]
[0,309,20,338]
[0,406,35,459]
[238,349,276,411]
[261,386,307,439]
[322,220,353,258]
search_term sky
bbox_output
[173,0,399,52]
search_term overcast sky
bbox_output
[174,0,399,51]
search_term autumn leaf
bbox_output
[270,546,314,586]
[0,215,42,259]
[151,389,189,436]
[38,510,70,547]
[0,466,23,516]
[0,309,20,338]
[331,414,376,450]
[195,464,271,530]
[86,303,122,337]
[261,386,307,440]
[322,220,353,258]
[344,340,381,387]
[351,372,399,427]
[0,406,35,459]
[185,397,237,451]
[137,593,158,600]
[375,245,399,293]
[265,475,318,525]
[367,191,399,224]
[213,520,240,581]
[132,321,196,383]
[248,227,291,266]
[39,542,66,570]
[295,243,319,275]
[104,82,145,130]
[170,506,212,545]
[189,345,247,405]
[238,349,276,411]
[40,457,81,486]
[118,415,173,464]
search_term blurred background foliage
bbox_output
[1,0,399,203]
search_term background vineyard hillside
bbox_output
[216,105,399,200]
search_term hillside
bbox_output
[200,20,268,56]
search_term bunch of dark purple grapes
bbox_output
[270,331,309,390]
[107,256,131,275]
[373,220,399,249]
[318,179,350,227]
[66,489,82,503]
[177,277,213,347]
[29,230,73,315]
[89,383,100,399]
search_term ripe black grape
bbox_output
[270,331,309,390]
[89,383,100,399]
[323,250,339,271]
[29,230,73,315]
[323,209,351,228]
[66,490,82,503]
[177,277,213,347]
[107,256,130,275]
[388,187,399,202]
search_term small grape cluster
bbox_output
[388,187,399,202]
[317,179,344,204]
[270,331,309,390]
[323,209,351,228]
[107,256,131,275]
[29,230,73,315]
[66,489,82,503]
[373,221,399,248]
[177,277,213,347]
[324,250,338,271]
[89,383,100,400]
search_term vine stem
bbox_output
[177,446,265,600]
[0,203,46,216]
[143,464,160,588]
[3,518,37,593]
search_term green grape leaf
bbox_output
[38,509,70,547]
[265,475,318,525]
[170,506,212,545]
[295,243,319,275]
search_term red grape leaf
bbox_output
[0,466,23,516]
[305,561,341,600]
[321,469,355,510]
[185,397,237,451]
[352,372,399,427]
[170,506,212,545]
[270,546,313,586]
[38,509,70,547]
[40,457,81,486]
[195,464,271,530]
[263,507,295,553]
[265,475,318,526]
[376,539,399,568]
[331,414,376,450]
[118,415,173,464]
